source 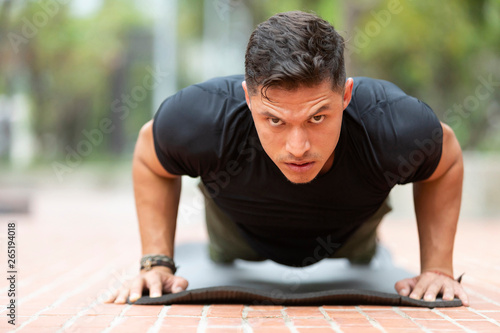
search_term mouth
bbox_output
[285,161,315,172]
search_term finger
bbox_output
[454,283,470,307]
[104,289,118,303]
[129,277,145,303]
[441,280,455,301]
[145,277,163,298]
[395,278,415,296]
[409,276,432,300]
[422,280,444,302]
[114,287,130,304]
[170,276,189,293]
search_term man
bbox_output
[106,11,468,306]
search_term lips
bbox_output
[285,161,315,172]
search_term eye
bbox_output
[268,117,284,126]
[310,115,325,124]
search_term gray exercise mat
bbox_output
[129,242,462,307]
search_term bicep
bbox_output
[133,120,179,179]
[420,122,462,183]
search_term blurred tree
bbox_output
[0,0,15,163]
[351,0,500,150]
[1,0,498,168]
[1,0,152,162]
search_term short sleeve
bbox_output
[370,97,443,187]
[152,85,221,177]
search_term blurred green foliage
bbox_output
[0,0,499,168]
[352,0,500,151]
[1,0,152,164]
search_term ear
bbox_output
[343,78,354,110]
[242,81,252,109]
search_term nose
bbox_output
[285,127,310,158]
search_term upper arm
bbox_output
[133,120,180,179]
[419,122,463,183]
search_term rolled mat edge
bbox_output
[127,286,462,308]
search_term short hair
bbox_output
[244,11,346,98]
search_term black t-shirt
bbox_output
[153,75,443,267]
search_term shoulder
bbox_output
[347,77,441,141]
[152,75,251,177]
[154,75,246,146]
[346,77,443,186]
[192,74,247,99]
[349,77,408,114]
[156,75,245,124]
[348,77,425,120]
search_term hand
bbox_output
[395,271,469,306]
[105,266,188,304]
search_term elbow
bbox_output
[442,123,463,170]
[134,120,154,161]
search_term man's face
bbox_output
[242,79,353,184]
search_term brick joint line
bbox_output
[1,257,102,315]
[241,305,254,333]
[392,306,433,333]
[466,306,500,327]
[196,304,210,333]
[464,286,500,307]
[355,306,387,333]
[464,275,500,296]
[100,304,132,333]
[281,306,299,333]
[432,308,476,333]
[147,305,171,333]
[10,264,124,333]
[0,252,134,316]
[318,306,343,333]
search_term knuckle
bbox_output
[431,280,444,289]
[413,282,425,291]
[148,280,163,289]
[120,288,129,295]
[132,279,144,288]
[395,281,406,288]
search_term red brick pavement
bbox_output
[1,187,499,332]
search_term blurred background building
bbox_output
[0,0,499,218]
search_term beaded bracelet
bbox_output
[140,254,177,274]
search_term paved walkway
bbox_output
[1,182,499,333]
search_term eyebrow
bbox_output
[259,104,332,119]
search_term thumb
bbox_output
[170,276,189,293]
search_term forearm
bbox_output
[132,121,182,258]
[106,121,188,304]
[133,157,181,257]
[413,156,463,276]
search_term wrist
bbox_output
[140,254,177,274]
[424,269,454,280]
[421,258,453,278]
[147,265,175,275]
